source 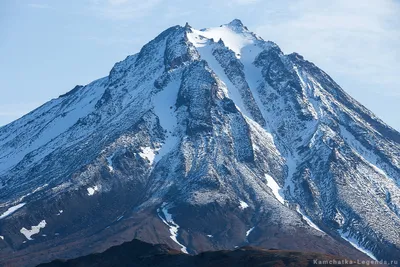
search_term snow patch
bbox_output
[246,227,255,237]
[157,202,188,254]
[265,174,285,205]
[20,220,47,240]
[334,209,345,227]
[0,203,26,220]
[207,234,213,238]
[56,210,63,216]
[106,153,115,172]
[87,186,99,196]
[338,229,377,260]
[139,147,157,165]
[0,236,4,240]
[239,200,249,210]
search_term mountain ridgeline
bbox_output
[37,239,372,267]
[0,19,399,266]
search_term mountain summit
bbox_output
[0,20,399,266]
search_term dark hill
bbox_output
[37,239,374,267]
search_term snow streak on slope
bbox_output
[152,79,180,162]
[296,206,325,234]
[0,203,26,220]
[338,230,377,261]
[265,174,285,205]
[246,227,255,238]
[187,31,249,117]
[157,203,188,254]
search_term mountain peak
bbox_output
[227,18,244,27]
[225,19,249,32]
[1,20,399,266]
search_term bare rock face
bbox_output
[0,19,399,266]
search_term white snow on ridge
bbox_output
[2,183,49,207]
[157,202,188,254]
[296,206,325,234]
[87,186,99,196]
[264,174,285,205]
[31,183,49,195]
[20,220,47,240]
[338,230,377,261]
[0,78,107,174]
[196,23,256,58]
[239,200,249,210]
[0,203,26,220]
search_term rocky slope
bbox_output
[0,19,399,266]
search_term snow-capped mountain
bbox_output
[1,19,399,266]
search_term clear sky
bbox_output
[1,0,399,130]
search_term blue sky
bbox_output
[1,0,399,130]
